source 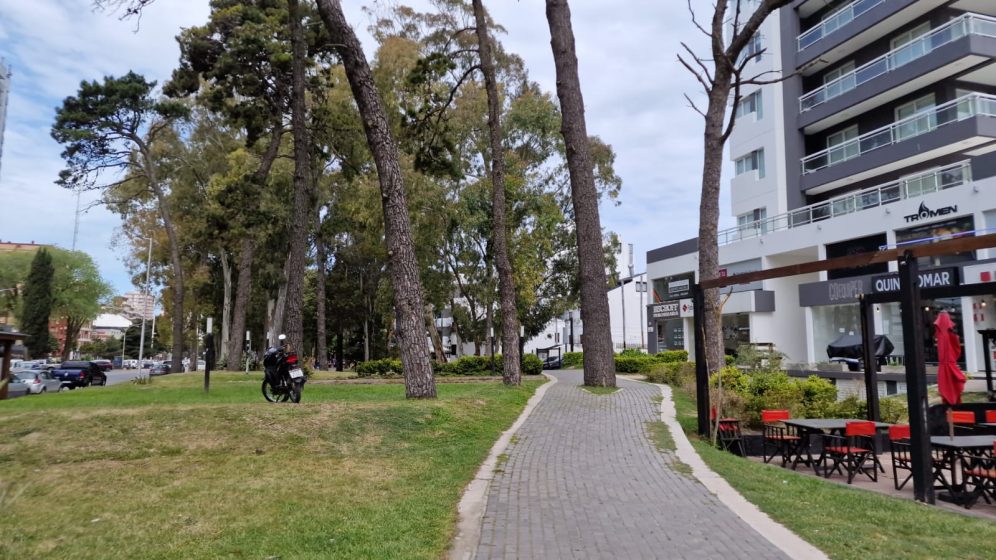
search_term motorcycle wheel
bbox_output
[290,380,303,404]
[261,379,290,403]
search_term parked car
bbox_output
[11,369,65,394]
[4,375,29,399]
[51,361,107,388]
[123,359,138,369]
[150,363,171,376]
[93,359,114,372]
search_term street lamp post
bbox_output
[136,238,152,371]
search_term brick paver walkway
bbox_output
[475,370,789,559]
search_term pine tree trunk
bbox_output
[227,126,282,368]
[315,228,328,370]
[698,85,732,375]
[283,0,313,356]
[227,237,254,369]
[545,0,615,387]
[220,247,231,363]
[315,0,436,398]
[426,305,446,362]
[473,0,521,385]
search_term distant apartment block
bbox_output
[122,291,155,321]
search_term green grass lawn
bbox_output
[0,372,542,559]
[669,385,996,560]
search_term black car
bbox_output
[150,363,171,376]
[51,361,107,388]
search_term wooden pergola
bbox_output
[0,330,29,400]
[692,232,996,505]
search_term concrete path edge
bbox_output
[448,372,559,560]
[656,383,830,560]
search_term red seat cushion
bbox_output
[825,446,870,454]
[964,467,996,479]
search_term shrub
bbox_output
[434,355,500,376]
[828,395,866,419]
[355,358,403,377]
[734,343,784,370]
[724,355,735,366]
[710,366,750,394]
[562,352,584,368]
[646,361,696,387]
[798,375,837,418]
[614,355,656,373]
[879,397,908,424]
[522,354,543,375]
[653,350,688,363]
[619,348,645,357]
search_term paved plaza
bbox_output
[474,370,791,559]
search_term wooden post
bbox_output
[692,284,710,437]
[898,253,934,504]
[1,340,10,400]
[859,295,880,422]
[204,333,214,394]
[982,330,995,399]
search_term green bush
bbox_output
[434,355,500,376]
[653,350,688,363]
[522,354,543,375]
[356,358,403,377]
[614,355,656,373]
[645,361,696,387]
[619,348,645,357]
[879,397,909,423]
[562,352,584,368]
[828,395,867,419]
[725,355,735,366]
[798,375,838,418]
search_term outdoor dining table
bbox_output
[930,435,996,504]
[781,419,892,471]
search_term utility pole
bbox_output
[569,311,575,353]
[137,237,152,371]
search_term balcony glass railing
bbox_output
[797,0,884,51]
[801,93,996,174]
[799,14,996,112]
[717,162,971,246]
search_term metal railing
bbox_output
[717,161,971,246]
[797,0,884,51]
[800,14,996,112]
[801,93,996,174]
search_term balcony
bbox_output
[800,14,996,122]
[718,162,971,246]
[798,0,884,51]
[800,93,996,193]
[796,0,945,72]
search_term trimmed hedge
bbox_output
[562,352,583,368]
[613,349,690,373]
[355,354,544,378]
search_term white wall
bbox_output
[607,274,649,351]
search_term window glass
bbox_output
[890,22,930,68]
[895,94,935,141]
[826,125,859,165]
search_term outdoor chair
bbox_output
[817,421,879,484]
[710,407,745,456]
[888,424,912,491]
[948,410,976,435]
[958,441,996,509]
[761,409,800,467]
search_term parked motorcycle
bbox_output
[262,334,306,403]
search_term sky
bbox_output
[0,0,733,296]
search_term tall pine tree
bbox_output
[22,249,54,358]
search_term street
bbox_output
[105,368,147,386]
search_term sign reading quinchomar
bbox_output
[871,267,959,293]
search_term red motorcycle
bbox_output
[261,334,306,403]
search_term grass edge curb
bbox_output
[653,382,829,560]
[448,373,558,560]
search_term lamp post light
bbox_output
[136,237,152,372]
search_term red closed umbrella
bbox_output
[934,311,967,406]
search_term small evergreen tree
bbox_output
[21,249,54,358]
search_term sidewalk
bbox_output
[473,370,794,559]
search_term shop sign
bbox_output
[903,202,958,223]
[798,276,871,307]
[650,301,680,319]
[871,267,959,293]
[962,262,996,285]
[679,298,694,317]
[665,272,694,300]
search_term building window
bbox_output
[822,60,855,99]
[890,22,931,69]
[826,125,859,165]
[738,33,763,64]
[895,94,936,142]
[736,90,763,121]
[735,148,765,178]
[737,208,767,236]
